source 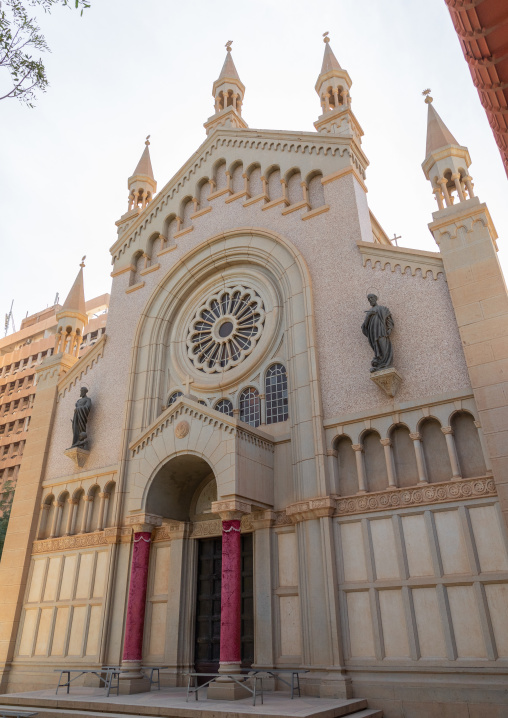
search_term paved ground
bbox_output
[0,686,375,718]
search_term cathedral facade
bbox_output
[1,39,508,717]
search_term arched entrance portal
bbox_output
[144,454,253,676]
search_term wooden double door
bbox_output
[194,534,254,673]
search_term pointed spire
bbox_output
[62,257,86,315]
[55,257,88,356]
[133,135,154,179]
[217,41,241,82]
[320,33,342,74]
[421,90,474,210]
[125,136,157,214]
[424,93,460,155]
[206,41,248,135]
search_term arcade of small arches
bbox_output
[54,325,83,357]
[128,160,326,286]
[320,83,350,114]
[331,410,488,496]
[214,88,243,113]
[432,167,475,209]
[37,480,116,540]
[166,362,289,428]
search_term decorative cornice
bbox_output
[109,127,368,263]
[335,476,495,517]
[357,241,444,279]
[129,397,274,456]
[32,530,109,554]
[57,335,107,399]
[286,496,336,522]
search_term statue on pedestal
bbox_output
[69,387,92,449]
[362,294,394,372]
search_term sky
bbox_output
[1,0,507,330]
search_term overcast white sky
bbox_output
[1,0,507,329]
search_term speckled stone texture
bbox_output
[45,169,470,483]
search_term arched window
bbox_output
[420,418,451,483]
[168,391,183,406]
[239,387,260,427]
[265,364,288,424]
[363,430,388,492]
[215,399,233,417]
[391,424,419,488]
[451,411,486,478]
[336,436,358,496]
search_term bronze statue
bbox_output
[362,294,394,372]
[69,387,92,449]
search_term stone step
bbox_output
[0,696,382,718]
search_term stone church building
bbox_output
[1,38,508,716]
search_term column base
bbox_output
[118,677,151,695]
[207,679,251,701]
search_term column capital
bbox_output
[351,443,364,452]
[83,495,94,502]
[441,426,454,435]
[474,420,481,428]
[40,503,50,511]
[99,492,110,499]
[409,432,422,441]
[68,498,78,505]
[124,512,162,534]
[326,448,338,457]
[211,499,251,521]
[53,501,63,508]
[451,173,461,180]
[380,438,392,447]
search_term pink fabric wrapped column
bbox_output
[219,518,242,672]
[122,531,152,665]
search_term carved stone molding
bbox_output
[189,520,222,538]
[370,367,402,397]
[33,531,108,554]
[336,476,496,517]
[64,446,90,468]
[58,335,107,399]
[211,499,251,520]
[357,241,444,280]
[286,496,336,523]
[124,513,163,533]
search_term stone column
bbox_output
[441,426,462,480]
[251,511,275,669]
[37,503,50,540]
[352,444,367,493]
[49,501,63,539]
[380,438,397,488]
[474,420,492,473]
[451,173,465,202]
[119,516,160,694]
[410,432,428,484]
[438,178,452,207]
[64,499,78,536]
[81,495,93,533]
[208,500,250,701]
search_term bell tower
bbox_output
[422,92,508,532]
[204,41,248,135]
[54,257,88,357]
[314,32,363,147]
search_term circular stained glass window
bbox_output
[187,285,265,373]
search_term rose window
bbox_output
[187,286,265,373]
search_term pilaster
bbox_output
[0,352,77,691]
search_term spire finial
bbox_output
[225,40,233,53]
[80,255,86,268]
[422,88,433,104]
[323,31,330,44]
[145,134,150,146]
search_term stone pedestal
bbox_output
[206,679,251,701]
[63,446,90,468]
[370,366,402,397]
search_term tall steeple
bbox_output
[204,41,248,135]
[127,136,157,213]
[55,257,88,357]
[421,90,474,210]
[314,32,362,144]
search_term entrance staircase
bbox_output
[0,690,382,718]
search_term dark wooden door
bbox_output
[194,534,254,673]
[194,536,222,674]
[241,532,254,667]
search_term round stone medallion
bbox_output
[175,420,190,439]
